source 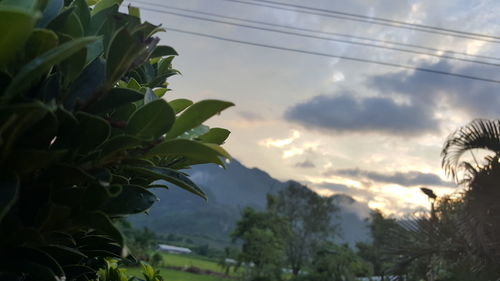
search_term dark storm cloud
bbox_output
[284,94,439,135]
[369,61,500,118]
[295,160,316,168]
[326,168,454,187]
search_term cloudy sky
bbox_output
[126,0,500,215]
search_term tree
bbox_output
[231,207,289,281]
[0,0,232,280]
[305,242,370,281]
[356,210,401,280]
[269,183,339,277]
[441,119,500,271]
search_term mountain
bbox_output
[129,159,370,247]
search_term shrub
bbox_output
[0,0,233,280]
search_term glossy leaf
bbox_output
[197,128,231,145]
[91,0,123,16]
[78,211,124,246]
[103,184,157,215]
[24,29,59,62]
[145,139,229,166]
[166,100,234,139]
[150,45,178,58]
[0,173,18,223]
[87,87,143,113]
[36,0,64,28]
[169,98,193,114]
[4,36,98,99]
[130,166,206,199]
[127,99,175,139]
[75,112,110,152]
[0,8,36,66]
[66,57,105,109]
[99,135,144,160]
[143,87,157,104]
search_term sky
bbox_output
[126,0,500,215]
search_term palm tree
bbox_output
[441,119,500,273]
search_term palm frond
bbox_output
[441,119,500,181]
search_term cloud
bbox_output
[295,160,316,168]
[259,130,301,148]
[326,168,454,187]
[284,93,439,135]
[238,111,264,121]
[369,61,500,119]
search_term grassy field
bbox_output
[126,252,239,281]
[161,253,225,273]
[126,266,228,281]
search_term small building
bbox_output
[158,244,192,254]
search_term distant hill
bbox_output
[129,159,370,247]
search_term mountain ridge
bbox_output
[130,159,370,246]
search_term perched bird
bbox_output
[420,187,437,200]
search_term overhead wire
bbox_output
[131,0,500,63]
[132,3,500,67]
[147,26,500,85]
[244,0,500,41]
[222,0,500,43]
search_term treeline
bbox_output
[228,183,371,281]
[228,118,500,281]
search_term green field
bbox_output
[126,267,228,281]
[161,253,225,273]
[126,252,239,281]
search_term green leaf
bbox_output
[0,8,37,66]
[8,149,67,174]
[66,57,105,109]
[78,211,124,246]
[36,0,64,28]
[166,100,234,139]
[144,87,157,104]
[157,56,174,75]
[103,184,157,215]
[106,28,145,86]
[169,99,193,114]
[99,135,144,160]
[127,99,175,140]
[0,173,18,223]
[145,139,229,166]
[0,102,50,162]
[129,166,207,200]
[73,0,91,32]
[24,29,59,62]
[150,45,178,58]
[15,247,65,279]
[4,36,98,99]
[63,265,95,280]
[153,87,168,98]
[197,128,231,145]
[75,112,110,152]
[91,0,122,16]
[127,78,141,90]
[128,5,140,17]
[0,0,38,11]
[87,87,143,114]
[41,245,87,265]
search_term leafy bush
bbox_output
[0,0,233,280]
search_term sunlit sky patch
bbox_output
[126,0,500,215]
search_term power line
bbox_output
[161,27,500,85]
[133,4,500,67]
[247,0,500,41]
[131,0,500,63]
[222,0,500,43]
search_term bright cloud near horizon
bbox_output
[128,0,500,215]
